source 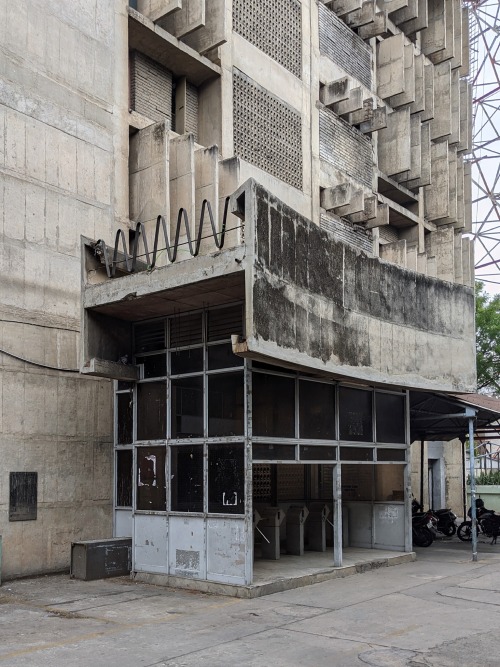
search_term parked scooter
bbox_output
[457,498,500,544]
[412,498,457,537]
[430,508,458,536]
[412,506,437,547]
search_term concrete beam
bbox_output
[458,80,472,154]
[320,77,350,107]
[394,113,422,185]
[383,0,409,12]
[183,0,228,56]
[421,0,446,57]
[360,107,387,134]
[335,87,364,116]
[397,0,428,35]
[169,133,196,260]
[430,61,451,141]
[158,0,206,38]
[128,7,221,86]
[377,34,405,100]
[391,0,418,25]
[406,121,431,189]
[325,0,363,18]
[137,0,181,23]
[424,141,450,221]
[389,42,416,108]
[357,11,388,39]
[427,0,455,65]
[345,1,376,28]
[450,68,460,146]
[460,8,470,78]
[379,239,407,267]
[321,183,353,211]
[378,108,411,177]
[81,358,140,381]
[365,203,390,229]
[451,0,463,70]
[410,53,425,114]
[421,60,435,123]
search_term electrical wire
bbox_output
[0,346,79,373]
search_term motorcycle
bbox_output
[412,509,437,547]
[412,498,457,537]
[457,503,500,543]
[430,508,458,536]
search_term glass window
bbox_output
[208,372,244,437]
[171,347,203,375]
[300,445,336,461]
[377,448,406,462]
[135,321,165,353]
[140,354,166,379]
[171,376,204,438]
[207,305,243,342]
[375,464,405,501]
[136,446,166,511]
[252,443,296,460]
[376,392,406,444]
[208,444,245,514]
[252,372,295,438]
[171,445,204,512]
[170,312,203,348]
[117,392,133,445]
[116,450,133,507]
[340,447,374,461]
[339,387,373,442]
[299,380,335,439]
[342,464,374,501]
[137,382,166,440]
[208,343,244,370]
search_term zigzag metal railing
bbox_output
[97,197,231,278]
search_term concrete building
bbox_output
[0,0,477,584]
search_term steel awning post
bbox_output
[468,409,478,562]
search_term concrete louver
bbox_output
[138,0,228,56]
[129,122,240,268]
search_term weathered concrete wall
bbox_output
[0,0,121,577]
[243,180,475,392]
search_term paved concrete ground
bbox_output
[1,539,500,666]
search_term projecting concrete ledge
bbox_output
[132,551,416,599]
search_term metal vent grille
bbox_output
[134,321,166,353]
[170,313,203,348]
[207,305,243,342]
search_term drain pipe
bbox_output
[467,409,478,562]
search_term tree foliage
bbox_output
[476,281,500,395]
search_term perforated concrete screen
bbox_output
[233,70,302,189]
[233,0,302,78]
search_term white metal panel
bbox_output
[168,515,206,579]
[114,509,133,537]
[373,503,406,550]
[133,514,168,573]
[345,502,372,548]
[206,518,247,584]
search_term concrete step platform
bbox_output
[134,548,416,598]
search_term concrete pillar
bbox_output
[194,145,219,254]
[169,133,196,259]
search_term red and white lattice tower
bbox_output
[466,1,500,290]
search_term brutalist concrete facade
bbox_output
[0,0,474,580]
